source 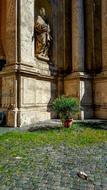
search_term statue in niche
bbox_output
[34,8,52,60]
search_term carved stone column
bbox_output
[72,0,84,72]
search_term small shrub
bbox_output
[52,96,80,122]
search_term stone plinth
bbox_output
[64,72,93,119]
[18,69,56,127]
[0,60,56,127]
[94,72,107,119]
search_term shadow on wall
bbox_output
[80,79,94,119]
[0,112,6,126]
[0,59,6,71]
[35,0,52,22]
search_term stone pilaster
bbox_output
[5,0,17,64]
[72,0,84,72]
[0,0,18,127]
[57,0,65,72]
[84,0,94,72]
[19,0,34,65]
[0,6,3,59]
[93,0,107,119]
[0,0,6,60]
[101,0,107,71]
[64,0,93,119]
[56,0,65,96]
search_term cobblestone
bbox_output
[0,142,107,190]
[0,123,107,190]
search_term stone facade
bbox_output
[0,0,107,127]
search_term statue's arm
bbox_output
[35,21,48,33]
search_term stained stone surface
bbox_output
[2,75,16,108]
[20,0,34,64]
[18,76,56,127]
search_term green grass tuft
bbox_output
[0,123,107,149]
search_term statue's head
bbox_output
[39,8,46,19]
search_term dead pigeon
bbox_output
[77,171,88,180]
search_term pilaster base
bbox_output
[94,72,107,119]
[0,61,57,127]
[7,107,18,127]
[17,108,51,127]
[64,72,93,119]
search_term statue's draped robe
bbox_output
[35,16,51,57]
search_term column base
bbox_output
[17,108,51,127]
[64,72,93,119]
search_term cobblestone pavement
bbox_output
[0,124,107,190]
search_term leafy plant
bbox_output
[52,96,80,123]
